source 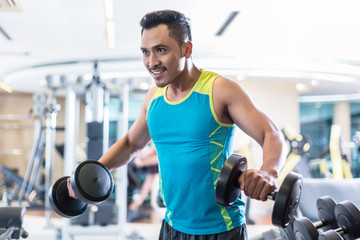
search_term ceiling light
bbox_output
[310,79,319,86]
[103,0,114,19]
[296,83,309,92]
[0,81,13,93]
[103,0,115,49]
[106,20,116,49]
[0,0,24,12]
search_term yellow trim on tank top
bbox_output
[146,70,234,127]
[193,70,234,127]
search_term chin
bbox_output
[155,82,167,88]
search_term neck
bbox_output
[172,60,201,90]
[166,60,201,101]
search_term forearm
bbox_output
[260,128,286,177]
[99,133,143,171]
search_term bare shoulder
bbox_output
[142,86,159,111]
[212,76,253,124]
[213,76,249,104]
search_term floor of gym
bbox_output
[21,200,275,240]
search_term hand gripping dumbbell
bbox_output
[293,195,338,240]
[48,160,114,218]
[318,200,360,240]
[215,154,303,228]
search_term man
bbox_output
[69,9,285,239]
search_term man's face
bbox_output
[141,24,186,88]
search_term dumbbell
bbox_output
[49,160,114,218]
[319,200,360,240]
[293,195,338,240]
[279,217,296,240]
[215,154,303,228]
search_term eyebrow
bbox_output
[140,44,168,51]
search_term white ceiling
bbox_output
[1,0,360,99]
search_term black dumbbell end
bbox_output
[316,195,337,230]
[319,229,344,240]
[293,217,319,240]
[71,160,114,204]
[272,172,303,228]
[215,154,247,207]
[334,201,360,239]
[49,176,88,218]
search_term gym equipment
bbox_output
[85,61,110,161]
[0,167,23,205]
[71,200,117,226]
[319,200,360,240]
[49,160,114,218]
[293,195,338,240]
[215,154,303,228]
[279,127,311,183]
[0,206,28,239]
[18,93,47,206]
[60,63,127,240]
[279,217,296,240]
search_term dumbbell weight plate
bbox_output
[318,229,344,240]
[279,217,296,240]
[334,201,360,240]
[70,160,114,205]
[316,195,338,231]
[272,172,303,228]
[294,217,319,240]
[49,176,88,218]
[293,196,337,240]
[215,154,247,207]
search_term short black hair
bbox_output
[140,10,192,47]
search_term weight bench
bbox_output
[0,207,28,239]
[298,177,360,221]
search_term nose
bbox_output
[148,53,160,68]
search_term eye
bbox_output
[158,48,166,53]
[142,49,149,56]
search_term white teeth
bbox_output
[152,70,163,74]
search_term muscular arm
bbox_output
[213,77,286,201]
[67,87,157,199]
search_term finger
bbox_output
[66,178,77,199]
[250,179,266,201]
[259,183,276,201]
[258,183,271,201]
[238,172,245,191]
[243,171,258,197]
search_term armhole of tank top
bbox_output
[210,76,235,128]
[145,87,162,120]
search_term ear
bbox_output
[182,41,192,58]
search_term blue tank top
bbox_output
[146,70,246,235]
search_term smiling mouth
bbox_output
[152,70,164,75]
[150,68,166,77]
